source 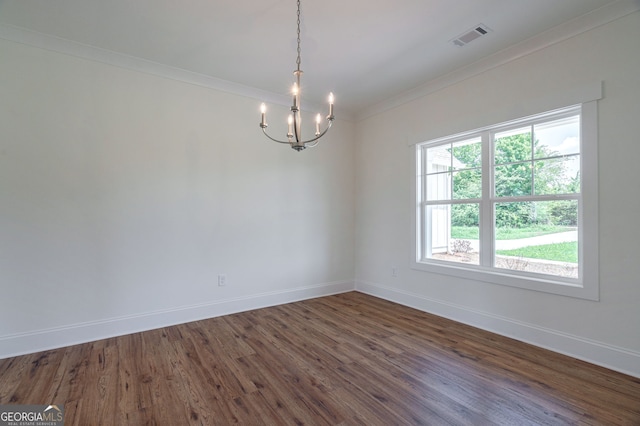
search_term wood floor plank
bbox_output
[1,292,639,425]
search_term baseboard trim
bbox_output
[355,280,640,379]
[0,280,354,359]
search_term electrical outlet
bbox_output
[218,274,226,286]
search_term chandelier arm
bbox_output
[261,118,332,146]
[293,109,302,146]
[261,127,294,144]
[295,119,334,145]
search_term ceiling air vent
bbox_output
[451,24,491,47]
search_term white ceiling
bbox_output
[0,0,637,119]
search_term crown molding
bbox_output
[356,0,640,121]
[2,0,636,124]
[0,22,352,120]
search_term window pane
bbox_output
[426,145,452,173]
[534,115,580,158]
[416,104,592,298]
[453,168,481,199]
[426,173,450,201]
[534,155,580,195]
[495,163,532,197]
[494,126,532,165]
[452,137,482,169]
[494,201,578,279]
[427,203,479,265]
[426,204,450,256]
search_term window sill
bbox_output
[411,259,598,301]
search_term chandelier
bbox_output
[259,0,335,151]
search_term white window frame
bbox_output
[411,101,599,300]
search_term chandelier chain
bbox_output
[296,0,301,71]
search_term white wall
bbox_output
[2,9,639,380]
[355,11,640,377]
[0,39,355,357]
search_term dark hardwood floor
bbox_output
[1,292,639,425]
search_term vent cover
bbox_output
[451,24,491,47]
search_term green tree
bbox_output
[450,132,575,229]
[450,142,482,227]
[495,132,533,197]
[493,132,534,227]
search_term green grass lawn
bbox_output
[451,225,574,240]
[496,242,578,263]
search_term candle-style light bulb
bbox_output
[328,92,334,119]
[287,114,294,138]
[260,103,267,127]
[315,113,321,136]
[292,83,299,109]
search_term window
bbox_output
[413,103,599,300]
